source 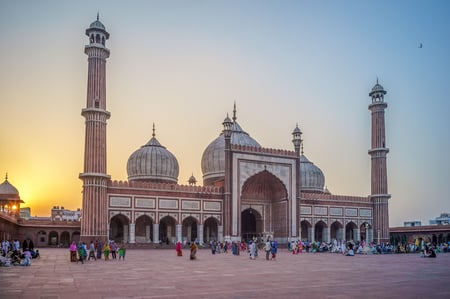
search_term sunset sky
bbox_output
[0,0,449,226]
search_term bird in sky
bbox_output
[418,43,423,48]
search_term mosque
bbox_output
[0,16,391,246]
[78,16,391,246]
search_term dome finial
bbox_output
[5,172,8,181]
[152,123,156,138]
[97,11,99,21]
[233,102,237,122]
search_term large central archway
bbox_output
[240,170,288,242]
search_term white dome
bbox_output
[201,121,261,185]
[300,155,325,193]
[0,177,19,198]
[127,136,179,183]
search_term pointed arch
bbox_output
[241,170,288,241]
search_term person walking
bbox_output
[176,241,183,256]
[249,241,256,260]
[265,239,271,260]
[88,241,96,261]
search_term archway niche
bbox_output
[240,170,288,242]
[330,221,344,241]
[48,231,59,246]
[314,221,327,242]
[359,222,371,242]
[110,214,130,243]
[300,220,311,241]
[159,216,176,244]
[182,216,198,243]
[60,231,70,247]
[135,215,153,243]
[203,217,219,243]
[345,222,357,241]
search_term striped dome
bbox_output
[300,155,325,193]
[127,135,179,184]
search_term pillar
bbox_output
[176,224,182,243]
[123,225,129,243]
[198,224,204,245]
[153,223,159,244]
[353,228,360,242]
[129,223,135,244]
[323,226,331,243]
[308,226,315,242]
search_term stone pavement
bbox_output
[1,248,449,298]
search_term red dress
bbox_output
[176,242,182,256]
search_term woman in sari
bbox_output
[176,241,183,256]
[190,242,197,260]
[103,242,110,260]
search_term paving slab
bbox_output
[1,248,449,298]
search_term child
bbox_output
[118,245,126,260]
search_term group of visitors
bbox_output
[174,241,197,260]
[70,240,126,263]
[0,238,39,267]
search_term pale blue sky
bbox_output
[0,0,449,226]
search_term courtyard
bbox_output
[0,248,449,298]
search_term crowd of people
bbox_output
[0,238,40,267]
[286,238,445,258]
[69,240,126,264]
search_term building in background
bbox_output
[404,221,422,227]
[430,213,450,225]
[51,206,82,222]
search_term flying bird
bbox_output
[418,43,423,48]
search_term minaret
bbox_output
[368,79,390,243]
[292,124,302,240]
[79,14,111,243]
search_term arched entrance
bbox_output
[49,231,58,246]
[182,216,198,243]
[314,221,327,242]
[300,220,311,241]
[135,215,153,243]
[360,222,371,242]
[110,214,130,243]
[241,208,262,242]
[159,216,176,244]
[60,231,70,247]
[345,221,357,241]
[203,217,219,243]
[330,221,343,241]
[240,170,288,242]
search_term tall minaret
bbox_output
[79,14,111,243]
[368,79,390,243]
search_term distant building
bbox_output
[20,207,31,220]
[51,206,81,222]
[429,213,450,225]
[404,221,421,227]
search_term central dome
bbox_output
[127,129,179,184]
[201,119,261,186]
